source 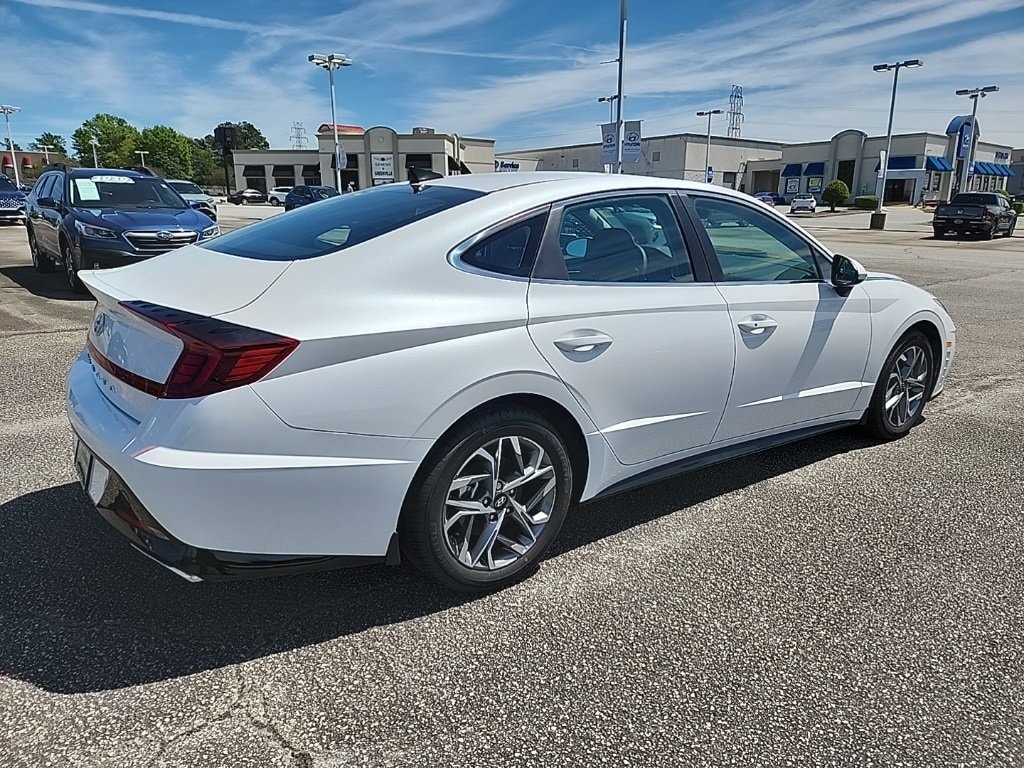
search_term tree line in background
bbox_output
[14,115,269,185]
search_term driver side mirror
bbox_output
[831,253,867,288]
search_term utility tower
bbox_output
[727,85,744,138]
[289,122,309,150]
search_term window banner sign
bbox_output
[622,121,642,163]
[958,121,973,159]
[808,176,823,193]
[600,123,617,165]
[785,177,800,194]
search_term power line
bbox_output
[727,85,743,138]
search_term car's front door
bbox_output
[689,194,872,442]
[527,192,735,466]
[39,173,65,256]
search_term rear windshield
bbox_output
[203,183,485,260]
[170,181,204,195]
[951,194,995,205]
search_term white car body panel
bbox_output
[65,172,957,574]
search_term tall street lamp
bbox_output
[39,144,53,164]
[135,150,149,168]
[597,94,626,124]
[309,52,353,190]
[955,85,998,196]
[696,109,723,183]
[0,105,23,186]
[90,136,100,167]
[872,59,922,216]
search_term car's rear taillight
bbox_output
[95,301,298,399]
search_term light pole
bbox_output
[135,150,149,168]
[0,105,22,186]
[39,144,52,164]
[90,137,100,168]
[614,0,627,173]
[308,52,353,190]
[955,85,998,196]
[872,59,922,215]
[598,95,627,124]
[696,109,723,183]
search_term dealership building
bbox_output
[496,115,1015,204]
[230,125,495,192]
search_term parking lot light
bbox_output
[0,105,22,186]
[696,109,724,184]
[955,85,999,196]
[89,137,100,168]
[308,52,353,191]
[873,59,923,218]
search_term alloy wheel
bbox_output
[443,435,557,571]
[884,345,929,429]
[29,231,38,267]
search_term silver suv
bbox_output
[790,193,817,214]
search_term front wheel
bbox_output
[862,332,933,440]
[399,407,574,592]
[62,240,86,294]
[269,198,280,206]
[29,228,54,273]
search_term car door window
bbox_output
[50,174,65,204]
[693,197,821,282]
[555,195,694,283]
[461,215,545,278]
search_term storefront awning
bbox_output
[874,155,917,171]
[803,162,824,176]
[781,163,802,177]
[925,156,954,172]
[974,162,1011,176]
[991,163,1014,177]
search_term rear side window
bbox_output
[204,183,485,260]
[460,214,546,277]
[33,174,55,199]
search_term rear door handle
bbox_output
[737,314,778,335]
[553,331,614,353]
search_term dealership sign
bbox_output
[957,122,973,159]
[495,160,520,172]
[808,176,823,193]
[622,121,641,163]
[600,123,617,164]
[371,153,394,180]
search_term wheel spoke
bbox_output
[506,497,539,542]
[469,517,502,568]
[508,436,526,474]
[501,463,554,492]
[449,473,489,492]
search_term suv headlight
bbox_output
[75,220,118,239]
[200,224,220,240]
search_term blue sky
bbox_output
[2,0,1023,153]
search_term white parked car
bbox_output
[67,172,956,592]
[790,193,817,214]
[267,186,293,206]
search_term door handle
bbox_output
[553,331,613,353]
[737,314,778,335]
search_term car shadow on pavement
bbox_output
[0,430,874,694]
[0,266,95,302]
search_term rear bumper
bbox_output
[932,219,992,233]
[80,453,387,581]
[66,350,428,578]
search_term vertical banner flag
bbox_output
[623,121,642,163]
[601,123,617,165]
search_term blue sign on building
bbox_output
[957,121,973,159]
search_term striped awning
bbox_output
[925,156,954,172]
[803,162,824,176]
[781,163,802,177]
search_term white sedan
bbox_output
[67,172,956,592]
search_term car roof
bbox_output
[69,168,151,178]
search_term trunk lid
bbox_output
[78,245,291,422]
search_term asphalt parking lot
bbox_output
[1,205,1022,767]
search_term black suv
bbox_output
[25,165,219,293]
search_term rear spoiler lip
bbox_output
[79,269,140,304]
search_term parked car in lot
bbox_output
[789,193,817,215]
[284,184,340,211]
[0,173,27,224]
[752,192,776,207]
[267,186,293,206]
[66,172,956,592]
[166,179,217,221]
[933,192,1017,239]
[227,188,268,205]
[25,165,219,292]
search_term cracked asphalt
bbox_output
[1,206,1022,767]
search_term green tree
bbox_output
[72,114,140,168]
[4,138,22,151]
[137,125,194,179]
[823,179,850,212]
[189,137,220,183]
[203,120,270,154]
[29,132,67,156]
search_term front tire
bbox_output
[399,407,574,593]
[862,331,933,440]
[62,239,86,294]
[269,197,280,206]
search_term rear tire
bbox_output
[399,407,574,593]
[269,198,280,206]
[932,228,945,239]
[28,228,54,273]
[862,331,933,441]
